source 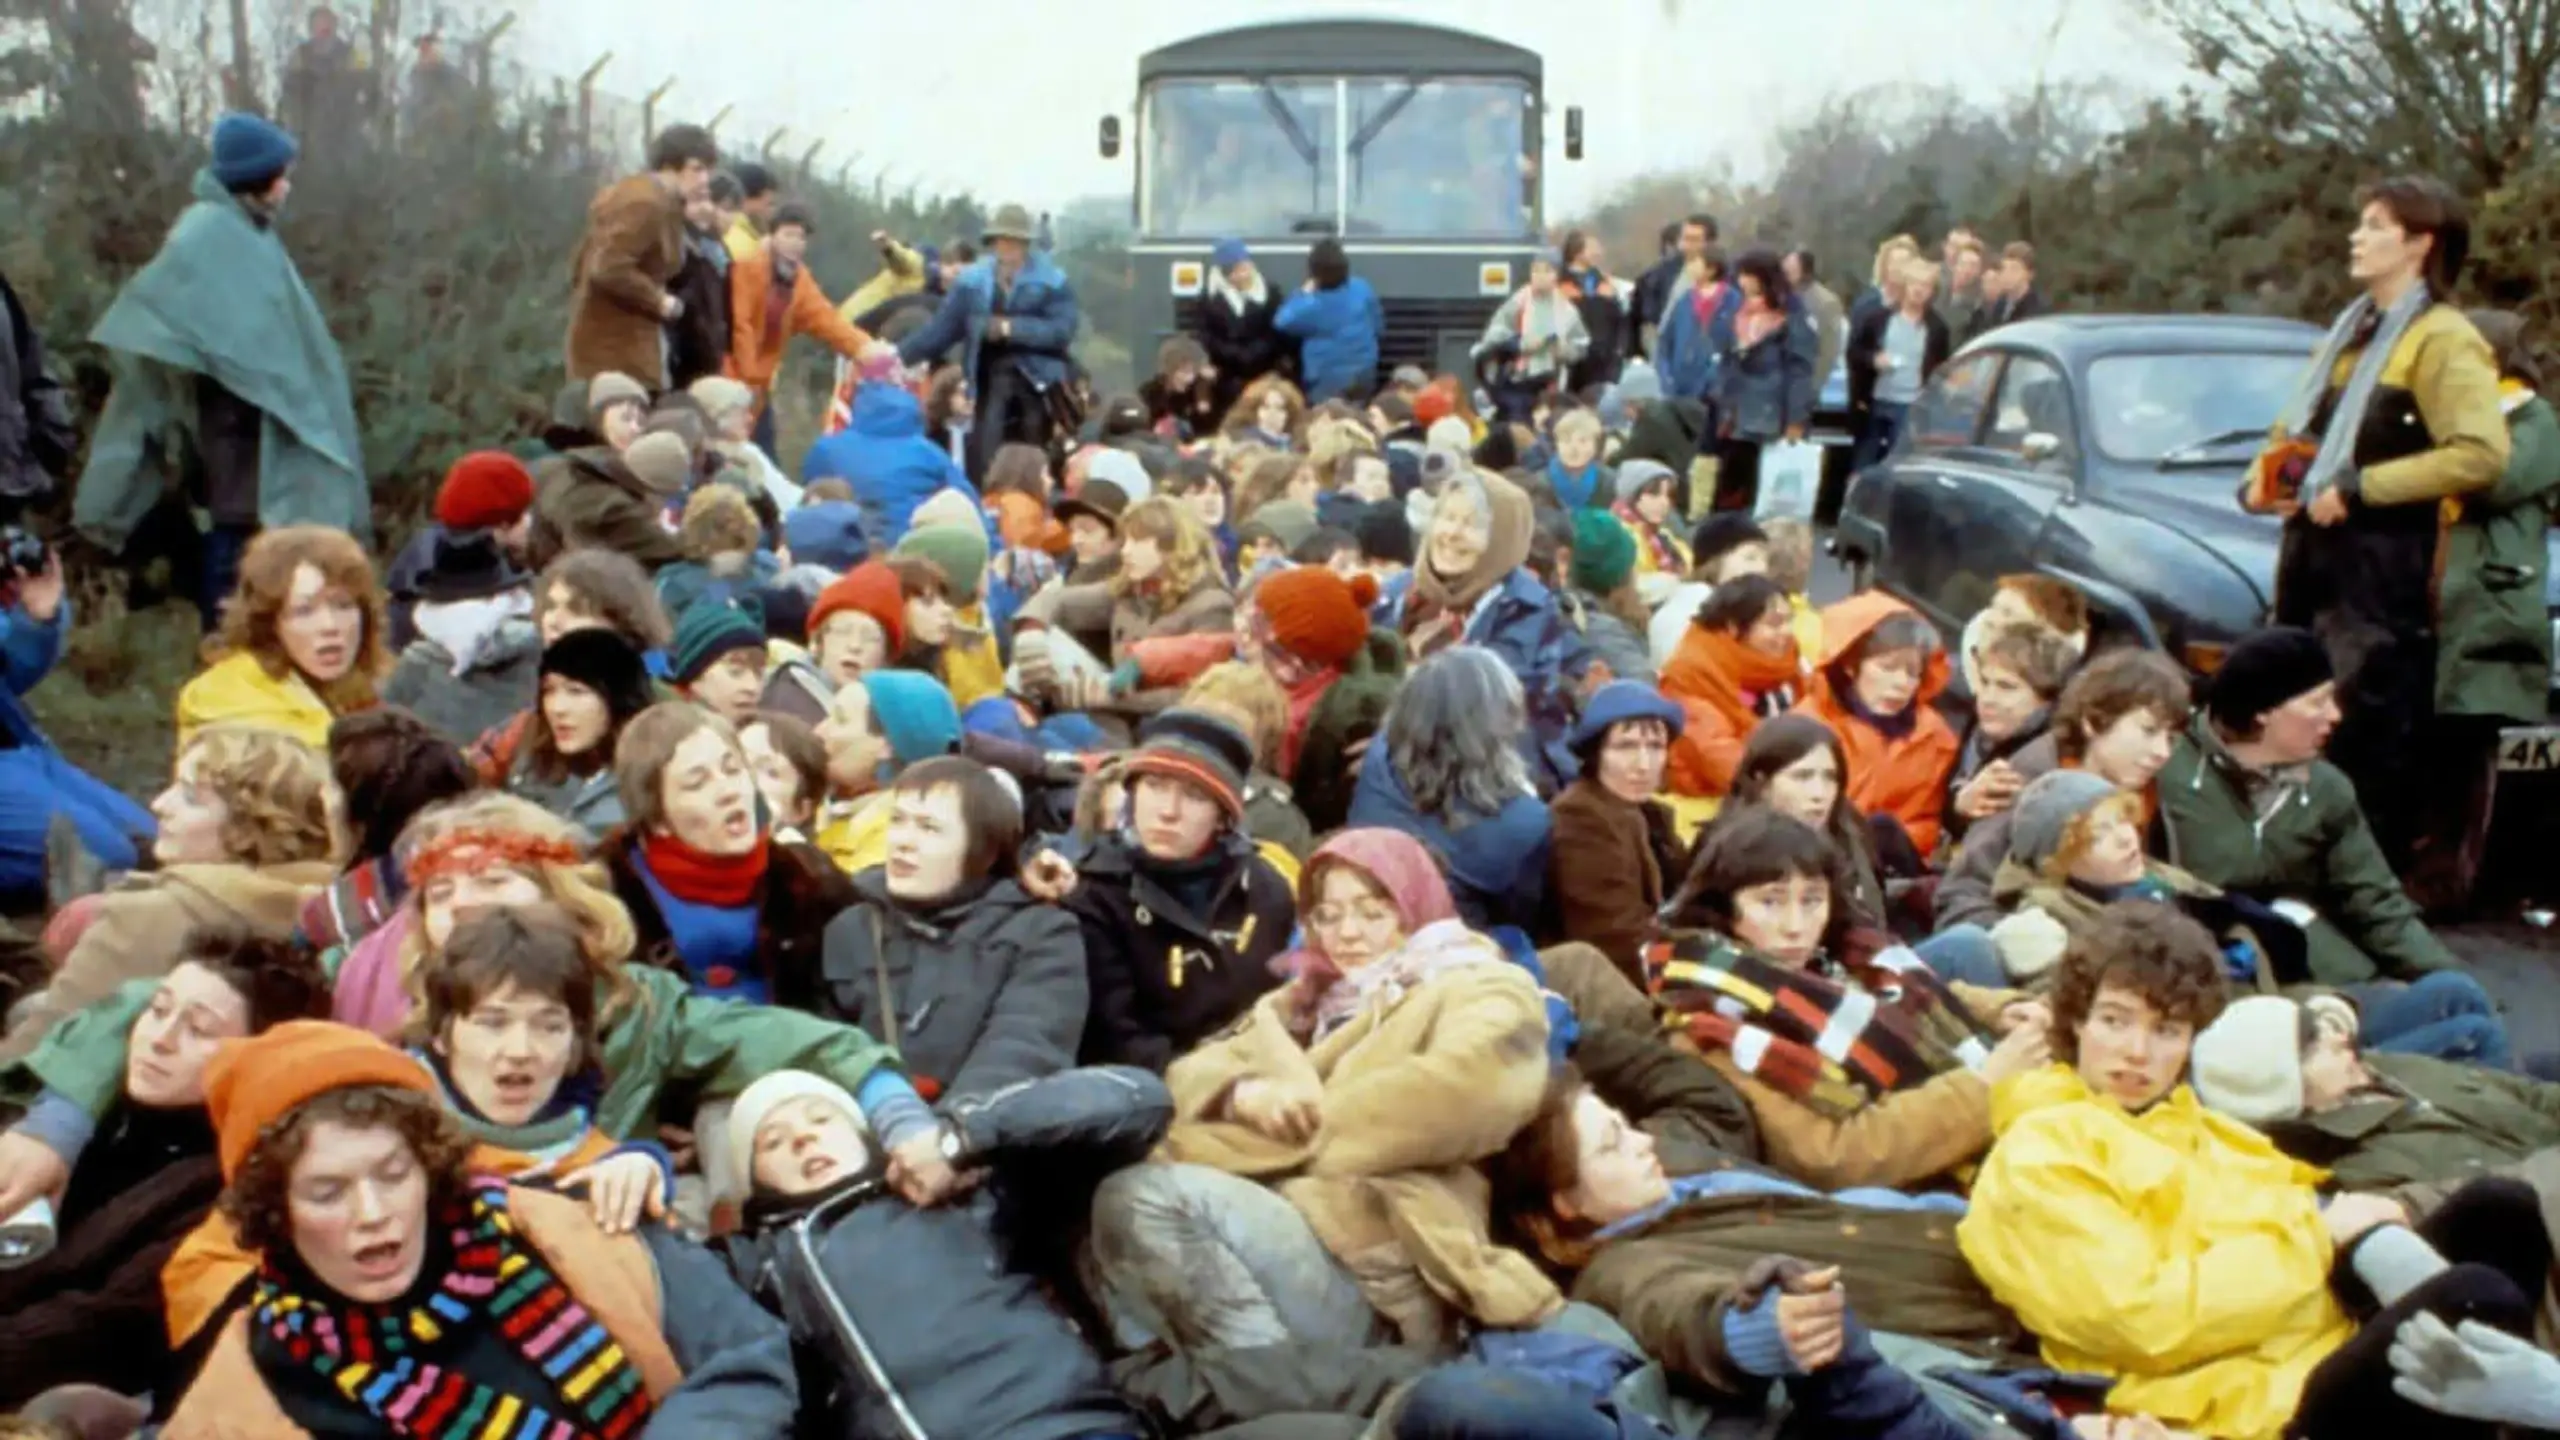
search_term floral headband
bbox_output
[407,828,582,886]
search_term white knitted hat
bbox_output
[727,1069,867,1183]
[2190,996,2309,1125]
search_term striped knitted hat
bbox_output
[1124,708,1253,822]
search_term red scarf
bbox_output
[640,830,771,907]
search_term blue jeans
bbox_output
[751,400,779,461]
[2352,972,2512,1070]
[1851,400,1910,477]
[1915,925,2008,989]
[0,749,153,899]
[197,522,256,633]
[1392,1364,1664,1440]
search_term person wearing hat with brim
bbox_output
[153,1019,804,1440]
[715,1063,1168,1440]
[73,111,369,612]
[526,425,690,573]
[1054,478,1135,585]
[895,202,1081,479]
[2158,625,2460,988]
[1548,681,1690,984]
[382,450,542,650]
[380,528,543,749]
[1057,708,1302,1073]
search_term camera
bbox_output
[0,526,48,580]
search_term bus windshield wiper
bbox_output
[1255,80,1320,166]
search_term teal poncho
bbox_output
[73,168,368,552]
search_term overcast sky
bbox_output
[510,0,2192,214]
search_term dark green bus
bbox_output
[1100,17,1578,386]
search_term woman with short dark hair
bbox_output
[815,755,1089,1103]
[2242,174,2508,875]
[1710,247,1819,512]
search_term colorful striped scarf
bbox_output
[1647,930,1995,1119]
[252,1181,653,1440]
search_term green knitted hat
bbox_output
[670,600,766,685]
[1570,508,1639,596]
[895,522,991,601]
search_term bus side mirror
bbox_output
[1564,106,1584,161]
[1099,115,1122,159]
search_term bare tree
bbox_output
[2156,0,2560,191]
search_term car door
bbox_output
[1880,350,2005,629]
[1935,350,2084,630]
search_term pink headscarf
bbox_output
[1281,828,1460,992]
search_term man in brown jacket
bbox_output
[567,123,718,389]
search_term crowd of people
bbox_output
[0,107,2556,1440]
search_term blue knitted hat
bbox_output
[861,670,961,770]
[210,111,299,189]
[1568,681,1686,752]
[1211,238,1249,270]
[784,500,870,574]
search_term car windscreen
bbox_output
[1341,78,1535,239]
[1142,78,1339,239]
[2085,350,2308,464]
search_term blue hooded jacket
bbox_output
[1654,282,1739,403]
[1346,732,1550,934]
[1274,276,1385,402]
[895,251,1080,392]
[802,384,976,551]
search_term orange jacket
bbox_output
[729,246,872,393]
[1792,592,1960,855]
[1660,624,1804,797]
[993,489,1072,556]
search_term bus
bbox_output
[1100,17,1580,388]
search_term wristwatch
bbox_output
[938,1121,969,1166]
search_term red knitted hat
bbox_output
[1254,567,1378,669]
[432,451,537,531]
[1412,385,1456,430]
[808,560,907,655]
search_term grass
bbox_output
[30,599,198,803]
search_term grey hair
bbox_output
[1385,646,1530,821]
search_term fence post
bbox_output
[641,76,677,161]
[799,139,823,184]
[575,52,611,170]
[704,102,734,138]
[469,12,516,92]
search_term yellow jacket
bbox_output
[174,652,336,752]
[814,790,891,875]
[1957,1066,2353,1440]
[941,607,1006,710]
[723,213,764,264]
[1788,592,1823,665]
[839,237,928,323]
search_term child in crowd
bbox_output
[1796,593,1960,862]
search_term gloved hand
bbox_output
[1012,629,1056,699]
[1107,659,1144,697]
[2389,1312,2560,1428]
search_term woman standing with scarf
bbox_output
[2242,176,2508,877]
[1474,253,1589,422]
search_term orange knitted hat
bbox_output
[204,1020,435,1180]
[807,560,908,654]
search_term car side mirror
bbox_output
[1564,106,1584,161]
[1099,115,1122,159]
[2021,431,2063,465]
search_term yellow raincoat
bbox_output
[1957,1066,2353,1440]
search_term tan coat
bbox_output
[163,1187,681,1440]
[0,861,333,1063]
[566,173,686,387]
[1163,961,1556,1347]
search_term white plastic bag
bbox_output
[1753,439,1822,522]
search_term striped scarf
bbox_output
[252,1182,653,1440]
[1647,930,1995,1119]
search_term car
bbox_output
[1836,313,2559,693]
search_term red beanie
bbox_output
[808,560,907,654]
[433,451,537,531]
[1255,567,1378,669]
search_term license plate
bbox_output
[2498,725,2560,772]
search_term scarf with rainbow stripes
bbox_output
[251,1181,654,1440]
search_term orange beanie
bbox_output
[205,1020,435,1180]
[807,560,909,653]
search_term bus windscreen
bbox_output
[1142,76,1536,241]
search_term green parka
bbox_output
[2436,391,2560,720]
[2269,1051,2560,1194]
[12,966,896,1140]
[2156,720,2454,984]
